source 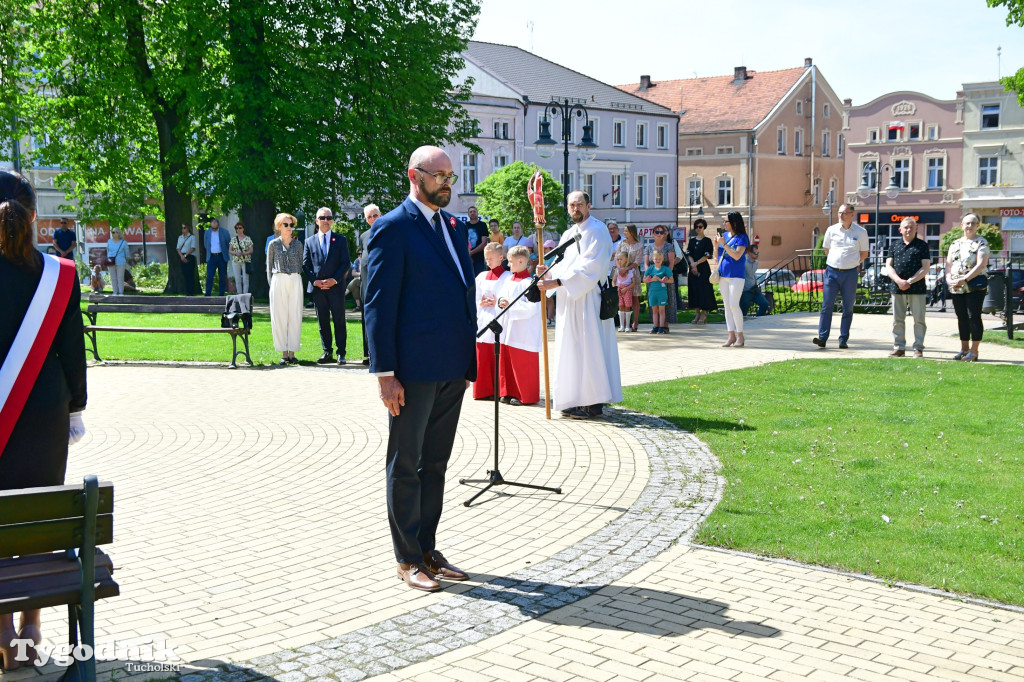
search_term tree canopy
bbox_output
[939,222,1002,256]
[988,0,1024,105]
[474,162,565,234]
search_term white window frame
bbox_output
[560,170,574,194]
[655,174,668,208]
[587,117,600,146]
[861,160,878,190]
[828,178,837,205]
[493,119,510,140]
[685,147,703,156]
[687,177,702,207]
[823,103,831,118]
[717,176,733,206]
[867,127,879,143]
[979,156,999,186]
[462,151,479,193]
[611,174,623,207]
[493,151,509,169]
[887,123,901,142]
[657,123,670,149]
[715,145,734,155]
[821,130,830,157]
[925,155,945,190]
[583,173,594,200]
[634,173,647,207]
[794,128,804,156]
[837,133,845,158]
[926,124,939,140]
[907,120,922,141]
[613,119,626,147]
[777,126,787,155]
[813,178,821,206]
[636,121,648,149]
[892,157,911,190]
[795,100,803,115]
[981,104,1000,130]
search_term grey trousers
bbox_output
[892,293,927,351]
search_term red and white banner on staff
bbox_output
[0,254,76,455]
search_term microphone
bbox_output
[544,233,582,262]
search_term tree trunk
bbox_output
[240,199,275,298]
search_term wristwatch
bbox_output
[556,278,562,287]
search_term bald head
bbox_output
[407,145,454,210]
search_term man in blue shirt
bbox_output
[203,218,231,296]
[52,219,76,260]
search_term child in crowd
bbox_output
[90,264,105,293]
[615,251,635,332]
[473,242,510,400]
[496,246,540,405]
[644,249,672,334]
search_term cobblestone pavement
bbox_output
[7,313,1023,682]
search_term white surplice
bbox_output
[545,215,622,410]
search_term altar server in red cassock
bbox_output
[496,245,540,405]
[472,242,509,400]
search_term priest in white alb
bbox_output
[536,190,622,419]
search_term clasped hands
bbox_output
[314,278,337,289]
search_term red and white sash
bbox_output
[0,254,76,455]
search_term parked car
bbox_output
[792,269,826,293]
[756,268,797,288]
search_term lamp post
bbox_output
[140,212,148,264]
[688,199,704,231]
[822,199,833,225]
[533,99,598,208]
[856,161,900,259]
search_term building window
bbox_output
[636,122,648,148]
[861,160,878,190]
[981,104,1000,129]
[685,147,703,156]
[655,174,667,208]
[813,178,821,206]
[611,174,622,207]
[777,127,786,154]
[657,123,669,149]
[794,129,803,156]
[893,158,910,190]
[867,127,879,143]
[493,152,509,169]
[821,130,830,157]
[613,120,625,147]
[687,178,702,206]
[583,173,594,200]
[560,171,574,193]
[979,156,998,186]
[716,146,734,155]
[717,177,732,206]
[837,133,845,158]
[796,101,803,115]
[823,103,831,118]
[908,122,921,141]
[887,124,901,142]
[493,120,509,140]
[926,124,939,140]
[462,152,478,193]
[634,174,647,207]
[926,157,944,190]
[828,178,837,204]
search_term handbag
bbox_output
[104,240,125,268]
[709,259,721,284]
[967,275,988,292]
[599,277,618,320]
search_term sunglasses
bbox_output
[654,230,666,235]
[281,222,294,228]
[317,216,334,221]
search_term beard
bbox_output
[418,177,451,208]
[570,209,587,223]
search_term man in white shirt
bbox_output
[814,204,869,349]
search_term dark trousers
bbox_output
[818,266,858,342]
[205,252,228,296]
[951,290,985,341]
[311,286,347,356]
[181,256,196,296]
[386,380,465,564]
[740,288,771,316]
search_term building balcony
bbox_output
[961,185,1024,207]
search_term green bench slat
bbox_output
[86,305,227,314]
[0,482,113,525]
[85,326,243,333]
[0,515,113,558]
[88,295,231,305]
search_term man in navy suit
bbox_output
[303,207,351,364]
[365,145,476,593]
[203,218,231,296]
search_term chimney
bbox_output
[640,75,652,90]
[843,98,852,107]
[733,66,748,82]
[804,57,813,68]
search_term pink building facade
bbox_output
[843,91,964,260]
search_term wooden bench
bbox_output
[84,294,254,368]
[0,476,118,682]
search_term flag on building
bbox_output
[888,121,905,133]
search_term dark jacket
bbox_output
[302,230,351,296]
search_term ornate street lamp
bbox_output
[857,161,901,264]
[534,99,598,207]
[822,199,833,225]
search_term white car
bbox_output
[755,268,797,288]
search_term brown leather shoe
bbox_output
[889,349,905,357]
[423,550,469,581]
[397,563,441,592]
[913,350,924,358]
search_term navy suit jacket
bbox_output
[365,197,476,383]
[302,230,351,295]
[204,227,231,262]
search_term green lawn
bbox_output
[621,358,1024,605]
[84,310,364,365]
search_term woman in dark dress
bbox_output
[0,171,87,669]
[685,218,717,324]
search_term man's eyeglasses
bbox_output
[316,216,334,221]
[415,168,458,186]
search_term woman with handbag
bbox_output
[945,214,990,362]
[229,222,254,294]
[0,171,87,669]
[643,225,676,333]
[714,211,749,347]
[105,226,129,295]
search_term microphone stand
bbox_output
[459,253,567,507]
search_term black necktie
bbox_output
[432,212,446,246]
